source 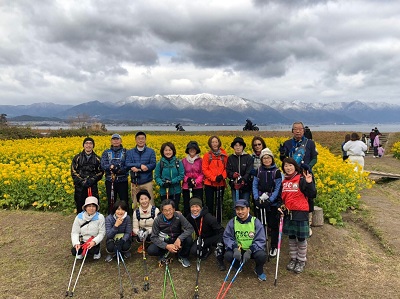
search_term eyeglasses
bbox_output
[253,143,262,146]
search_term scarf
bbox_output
[212,149,221,157]
[113,212,127,220]
[82,211,97,222]
[191,213,201,219]
[186,154,199,164]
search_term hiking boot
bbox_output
[294,261,306,274]
[217,258,226,271]
[254,270,266,281]
[105,254,115,262]
[286,259,297,271]
[178,256,191,268]
[201,248,211,261]
[76,254,83,260]
[124,251,131,259]
[269,247,277,258]
[93,252,101,260]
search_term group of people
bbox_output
[70,121,318,285]
[341,127,385,171]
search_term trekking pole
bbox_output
[142,238,150,291]
[166,187,169,200]
[118,251,139,294]
[274,214,284,286]
[215,186,219,222]
[110,174,116,214]
[260,206,270,262]
[87,187,92,197]
[116,249,124,299]
[218,186,223,224]
[193,237,204,299]
[216,258,236,299]
[65,251,79,297]
[69,238,93,297]
[219,261,245,299]
[161,252,177,299]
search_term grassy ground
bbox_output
[0,132,400,299]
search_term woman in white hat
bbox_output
[70,196,106,260]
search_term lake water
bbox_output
[26,123,400,132]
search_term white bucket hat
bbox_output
[82,196,99,211]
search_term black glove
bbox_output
[163,179,171,188]
[215,175,223,183]
[242,249,252,263]
[86,177,96,187]
[233,248,241,261]
[215,242,224,258]
[188,178,196,188]
[111,165,120,174]
[279,144,286,156]
[300,163,310,172]
[114,239,124,253]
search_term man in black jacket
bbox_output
[71,137,104,213]
[186,197,226,271]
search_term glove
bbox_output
[111,165,120,174]
[233,248,241,261]
[114,239,124,253]
[233,180,245,190]
[215,242,224,258]
[259,192,269,201]
[138,228,147,241]
[242,249,252,263]
[163,179,171,188]
[233,172,240,179]
[215,175,223,183]
[188,178,196,188]
[279,144,286,156]
[300,163,310,172]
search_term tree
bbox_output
[0,114,8,126]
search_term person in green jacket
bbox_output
[155,142,185,210]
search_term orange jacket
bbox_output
[202,148,228,187]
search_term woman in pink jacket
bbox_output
[182,141,204,216]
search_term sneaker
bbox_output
[76,254,83,260]
[309,227,313,237]
[286,259,297,271]
[294,261,306,274]
[178,256,191,268]
[254,270,267,281]
[137,244,144,254]
[124,251,131,259]
[105,254,115,262]
[93,252,101,260]
[269,248,277,258]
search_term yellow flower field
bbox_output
[0,134,372,224]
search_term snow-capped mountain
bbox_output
[1,94,399,125]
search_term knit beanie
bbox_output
[83,137,95,148]
[260,148,274,159]
[189,197,203,208]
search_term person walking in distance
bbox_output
[126,131,156,209]
[101,134,129,214]
[71,137,104,214]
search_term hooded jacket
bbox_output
[202,148,228,187]
[186,206,224,241]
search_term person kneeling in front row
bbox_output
[223,199,267,281]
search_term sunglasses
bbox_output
[253,143,262,146]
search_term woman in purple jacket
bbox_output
[182,141,204,216]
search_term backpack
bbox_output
[136,206,157,221]
[257,168,278,194]
[292,139,308,165]
[208,152,226,164]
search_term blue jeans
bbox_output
[231,188,250,210]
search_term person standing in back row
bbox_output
[202,136,228,224]
[126,131,156,209]
[101,134,129,214]
[279,122,318,237]
[71,137,104,214]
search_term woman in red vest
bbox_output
[280,157,316,274]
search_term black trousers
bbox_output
[105,180,129,214]
[182,188,204,216]
[74,184,99,214]
[224,249,267,275]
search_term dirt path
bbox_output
[361,148,400,255]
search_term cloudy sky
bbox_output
[1,0,399,105]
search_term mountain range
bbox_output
[1,94,399,125]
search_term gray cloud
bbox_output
[0,0,399,105]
